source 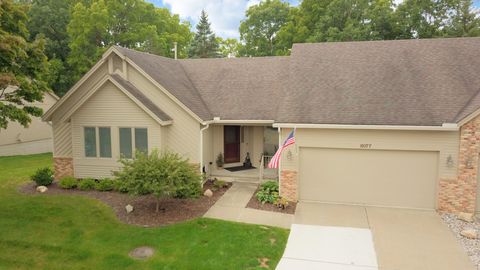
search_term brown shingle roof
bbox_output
[115,37,480,126]
[114,46,212,120]
[111,74,172,121]
[179,56,289,120]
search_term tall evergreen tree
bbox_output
[189,10,219,58]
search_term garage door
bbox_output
[299,148,438,209]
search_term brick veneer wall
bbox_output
[280,170,298,202]
[54,157,74,180]
[438,115,480,213]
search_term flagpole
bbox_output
[278,127,282,195]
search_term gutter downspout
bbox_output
[200,123,210,176]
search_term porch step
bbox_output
[210,175,260,184]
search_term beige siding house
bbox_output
[44,37,480,214]
[0,91,58,156]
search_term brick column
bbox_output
[438,116,480,213]
[280,170,298,202]
[53,157,74,180]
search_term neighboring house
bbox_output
[0,90,58,156]
[44,37,480,214]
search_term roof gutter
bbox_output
[272,123,459,131]
[202,118,275,125]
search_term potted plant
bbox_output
[216,153,224,168]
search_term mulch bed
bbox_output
[245,187,296,215]
[20,181,231,227]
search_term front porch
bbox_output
[203,124,279,183]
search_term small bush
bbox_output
[95,178,114,191]
[256,180,279,204]
[59,176,77,189]
[78,178,96,191]
[275,197,289,209]
[115,150,202,212]
[113,180,128,193]
[213,180,228,189]
[31,167,54,186]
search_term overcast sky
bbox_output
[147,0,480,39]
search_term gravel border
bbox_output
[441,213,480,268]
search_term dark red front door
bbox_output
[224,126,240,163]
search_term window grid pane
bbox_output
[119,128,132,158]
[99,127,112,158]
[135,128,148,154]
[84,127,97,157]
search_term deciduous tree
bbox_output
[0,0,49,129]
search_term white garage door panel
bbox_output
[299,148,438,209]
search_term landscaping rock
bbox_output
[125,204,134,213]
[128,246,154,259]
[458,212,475,223]
[36,186,48,193]
[204,189,213,197]
[461,229,478,239]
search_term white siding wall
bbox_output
[71,81,162,178]
[126,64,200,162]
[0,93,57,156]
[280,128,460,179]
[52,62,109,158]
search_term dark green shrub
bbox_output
[213,180,228,189]
[256,180,279,204]
[59,176,77,189]
[113,180,128,193]
[78,178,96,191]
[115,150,202,212]
[31,167,54,186]
[95,178,114,191]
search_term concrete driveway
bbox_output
[282,202,475,270]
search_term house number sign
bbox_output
[360,144,372,149]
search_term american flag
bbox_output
[268,129,295,169]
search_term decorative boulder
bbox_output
[204,189,213,198]
[125,204,134,213]
[460,229,478,239]
[458,212,475,223]
[36,186,48,193]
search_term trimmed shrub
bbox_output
[31,167,54,186]
[255,180,279,204]
[95,178,114,192]
[78,178,96,191]
[115,150,202,212]
[59,176,77,189]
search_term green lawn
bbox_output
[0,153,288,270]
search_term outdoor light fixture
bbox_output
[446,155,454,168]
[287,150,293,161]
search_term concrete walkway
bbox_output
[204,182,293,229]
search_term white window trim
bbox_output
[83,126,112,159]
[118,126,149,159]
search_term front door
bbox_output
[224,126,240,163]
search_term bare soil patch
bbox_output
[246,187,296,215]
[21,181,231,227]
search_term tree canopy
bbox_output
[243,0,480,56]
[239,0,291,56]
[67,0,192,82]
[0,0,50,129]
